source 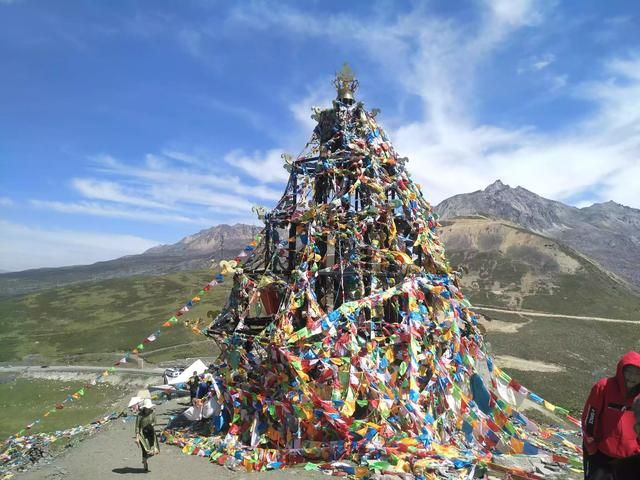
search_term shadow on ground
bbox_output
[112,466,146,474]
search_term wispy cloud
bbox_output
[29,149,286,226]
[593,15,634,45]
[199,96,273,136]
[0,197,14,207]
[161,150,205,167]
[517,53,556,74]
[220,1,551,198]
[226,0,639,209]
[71,177,172,209]
[224,149,290,184]
[96,153,283,202]
[30,200,217,225]
[397,53,640,206]
[0,220,160,272]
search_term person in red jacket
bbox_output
[634,394,640,438]
[581,351,640,479]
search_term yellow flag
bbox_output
[385,348,395,362]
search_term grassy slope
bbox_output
[482,310,640,414]
[0,270,231,364]
[1,255,637,428]
[0,378,125,438]
[442,222,640,413]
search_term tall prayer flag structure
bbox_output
[168,66,581,478]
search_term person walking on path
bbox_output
[581,351,640,480]
[135,398,159,472]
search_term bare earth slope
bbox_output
[435,180,640,289]
[438,216,640,320]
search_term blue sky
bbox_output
[1,0,639,272]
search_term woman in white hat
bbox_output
[135,398,159,472]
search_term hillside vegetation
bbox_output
[0,271,230,364]
[1,219,638,414]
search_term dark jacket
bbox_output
[582,351,640,459]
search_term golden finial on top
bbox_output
[333,63,359,105]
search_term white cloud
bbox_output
[288,83,335,133]
[71,177,172,209]
[200,97,271,135]
[483,0,543,27]
[574,200,595,209]
[0,197,14,207]
[518,53,556,74]
[232,1,640,209]
[161,150,204,166]
[215,80,334,190]
[224,149,290,184]
[30,199,217,225]
[28,149,284,227]
[97,153,282,202]
[0,220,160,272]
[393,54,640,207]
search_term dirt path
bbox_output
[494,355,565,373]
[472,304,639,324]
[15,397,326,480]
[140,340,212,358]
[0,365,164,387]
[0,366,164,376]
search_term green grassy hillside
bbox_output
[0,378,125,438]
[480,310,640,414]
[0,270,230,364]
[1,232,638,420]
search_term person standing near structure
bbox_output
[634,393,640,438]
[187,371,200,405]
[581,351,640,479]
[135,399,159,472]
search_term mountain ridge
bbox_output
[2,182,639,296]
[435,180,640,289]
[0,224,260,297]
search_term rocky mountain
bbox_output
[145,223,260,256]
[435,180,640,289]
[439,216,640,319]
[2,183,639,306]
[0,224,260,297]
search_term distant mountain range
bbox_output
[1,181,639,301]
[435,180,640,289]
[0,224,260,297]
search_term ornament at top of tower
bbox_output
[333,63,359,105]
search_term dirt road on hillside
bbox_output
[0,366,164,376]
[472,305,639,324]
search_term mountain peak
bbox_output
[484,179,509,194]
[143,223,260,255]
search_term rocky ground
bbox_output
[14,396,326,480]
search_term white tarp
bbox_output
[184,396,221,421]
[128,389,151,408]
[168,359,208,385]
